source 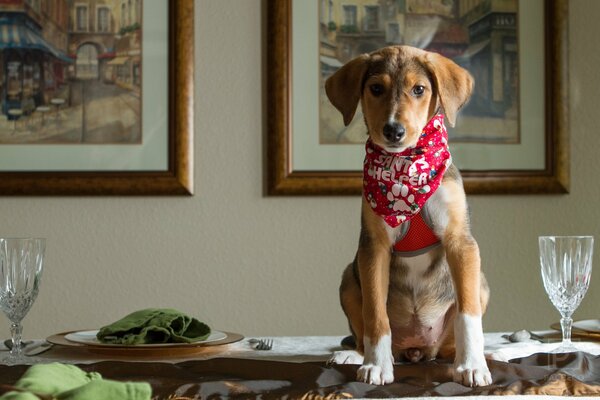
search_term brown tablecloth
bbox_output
[1,352,599,399]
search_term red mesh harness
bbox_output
[392,210,441,256]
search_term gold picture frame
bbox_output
[0,0,193,195]
[267,0,568,195]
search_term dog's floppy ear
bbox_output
[325,54,370,126]
[424,53,473,127]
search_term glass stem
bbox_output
[560,316,573,347]
[10,322,23,357]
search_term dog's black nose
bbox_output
[383,122,406,143]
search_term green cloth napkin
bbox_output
[0,362,151,400]
[96,308,211,345]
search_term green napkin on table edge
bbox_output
[0,362,151,400]
[96,308,211,345]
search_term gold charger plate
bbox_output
[47,330,244,357]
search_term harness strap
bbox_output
[393,211,441,257]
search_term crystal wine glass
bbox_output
[0,238,45,365]
[539,236,593,352]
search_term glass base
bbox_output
[0,352,48,366]
[547,341,582,354]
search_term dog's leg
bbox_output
[330,263,366,366]
[441,181,492,387]
[357,245,394,385]
[355,204,395,385]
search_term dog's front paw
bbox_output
[357,362,394,385]
[453,356,492,387]
[453,313,492,387]
[328,350,364,366]
[357,335,395,385]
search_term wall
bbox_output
[1,0,598,341]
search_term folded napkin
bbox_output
[0,362,151,400]
[96,308,211,345]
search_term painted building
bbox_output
[321,0,386,66]
[320,0,517,118]
[66,0,140,93]
[67,0,118,81]
[457,0,518,118]
[108,0,140,91]
[321,0,470,64]
[0,0,71,116]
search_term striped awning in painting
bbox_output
[0,22,73,63]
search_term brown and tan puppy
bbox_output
[325,46,491,387]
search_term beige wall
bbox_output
[1,0,599,340]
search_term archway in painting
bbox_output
[75,43,99,80]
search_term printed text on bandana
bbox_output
[369,156,430,186]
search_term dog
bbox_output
[325,45,491,387]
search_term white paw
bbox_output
[357,363,394,385]
[357,334,395,385]
[453,355,492,387]
[453,313,492,387]
[328,350,364,365]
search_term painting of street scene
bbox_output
[320,0,519,144]
[0,0,141,144]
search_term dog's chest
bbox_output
[387,247,454,326]
[387,250,454,348]
[388,249,452,303]
[395,252,434,290]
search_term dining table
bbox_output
[1,330,600,399]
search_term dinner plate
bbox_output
[64,330,227,347]
[572,319,600,333]
[47,330,244,357]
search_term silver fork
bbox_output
[249,338,273,350]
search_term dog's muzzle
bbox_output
[383,122,406,143]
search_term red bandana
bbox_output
[363,114,451,228]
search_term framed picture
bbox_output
[0,0,193,195]
[267,0,568,195]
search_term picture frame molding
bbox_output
[0,0,194,196]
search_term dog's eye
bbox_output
[412,85,425,96]
[369,84,384,97]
